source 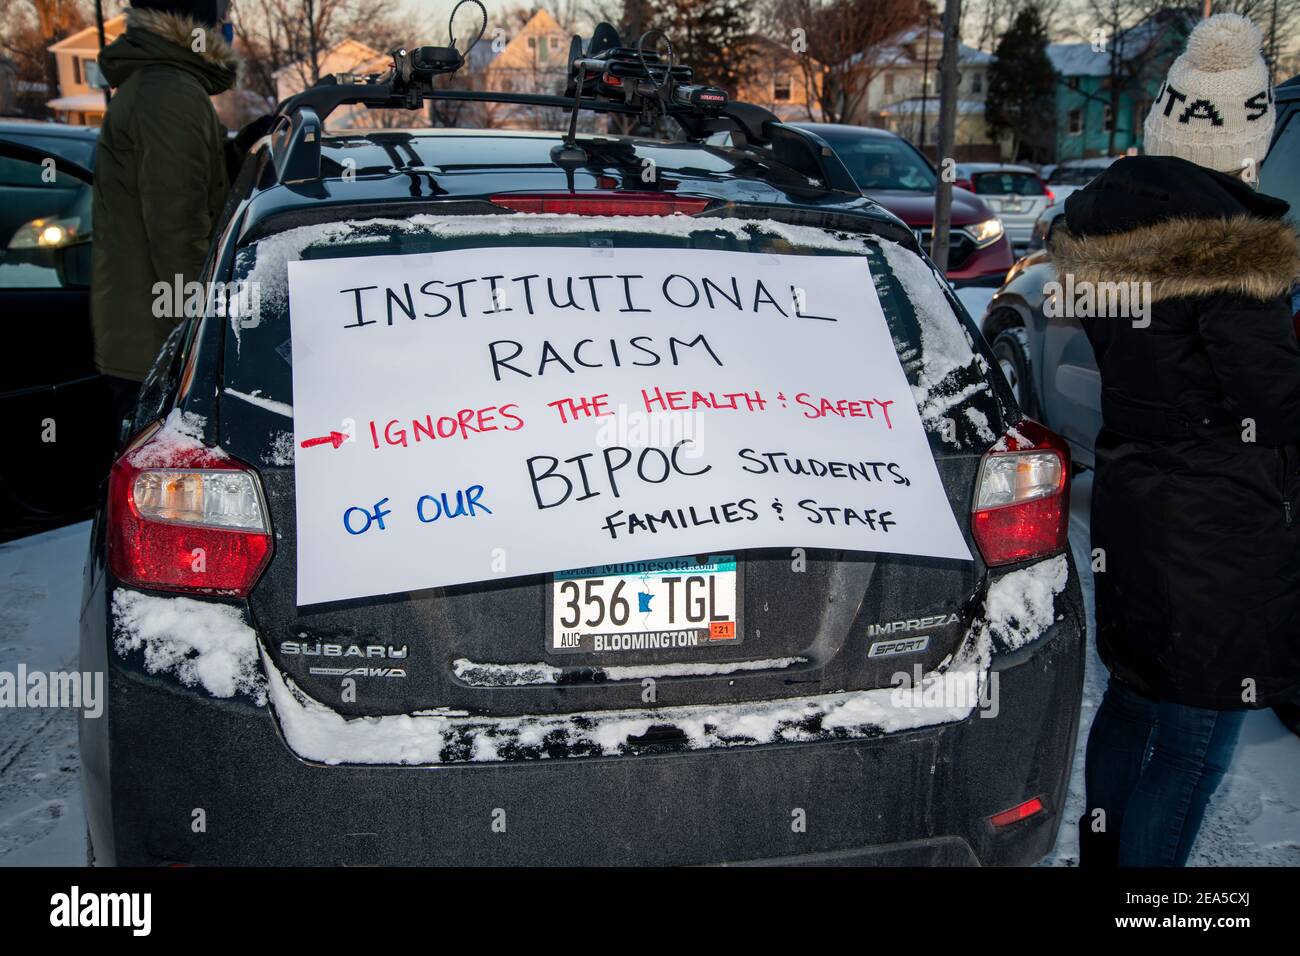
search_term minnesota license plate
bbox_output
[550,555,740,654]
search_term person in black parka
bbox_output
[1052,14,1300,866]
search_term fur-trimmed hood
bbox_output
[1050,214,1300,302]
[1054,155,1299,302]
[99,8,238,94]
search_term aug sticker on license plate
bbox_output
[550,555,740,654]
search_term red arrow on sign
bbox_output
[300,431,348,449]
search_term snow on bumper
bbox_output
[110,555,1071,767]
[111,589,265,703]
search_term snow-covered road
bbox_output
[1,488,1296,865]
[0,523,88,866]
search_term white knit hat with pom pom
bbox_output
[1144,13,1274,174]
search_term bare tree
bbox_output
[1211,0,1300,81]
[0,0,88,114]
[582,0,653,42]
[932,0,961,270]
[967,0,1067,50]
[423,3,591,130]
[232,0,422,101]
[1078,0,1190,155]
[762,0,931,124]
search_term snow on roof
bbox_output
[47,92,109,112]
[1047,13,1176,77]
[1047,42,1111,77]
[956,44,994,66]
[877,97,988,115]
[855,27,993,69]
[742,33,827,69]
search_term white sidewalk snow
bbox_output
[1,494,1296,866]
[954,285,995,323]
[0,522,90,866]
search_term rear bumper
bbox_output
[83,573,1086,867]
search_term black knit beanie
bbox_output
[130,0,224,29]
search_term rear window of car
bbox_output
[971,172,1043,196]
[220,215,1004,463]
[814,134,938,192]
[1048,165,1106,185]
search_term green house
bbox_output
[1047,10,1193,162]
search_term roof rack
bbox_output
[267,17,858,195]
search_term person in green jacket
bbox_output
[92,0,238,429]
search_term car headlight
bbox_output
[7,216,83,250]
[969,217,1004,248]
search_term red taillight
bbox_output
[107,421,273,597]
[971,420,1070,567]
[989,796,1045,828]
[1044,185,1056,202]
[489,191,710,217]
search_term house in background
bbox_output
[274,38,389,103]
[737,36,823,121]
[274,9,572,129]
[477,7,569,95]
[47,14,270,128]
[857,26,999,160]
[46,15,125,125]
[1047,9,1192,162]
[273,38,390,128]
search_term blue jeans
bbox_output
[1084,677,1245,866]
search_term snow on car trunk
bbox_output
[257,555,1069,765]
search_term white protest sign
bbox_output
[287,245,971,606]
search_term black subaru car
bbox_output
[78,30,1085,866]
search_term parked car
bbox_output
[0,120,107,541]
[1025,201,1067,254]
[75,43,1085,866]
[978,79,1300,468]
[0,117,99,168]
[797,123,1015,287]
[1043,157,1118,204]
[954,163,1055,253]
